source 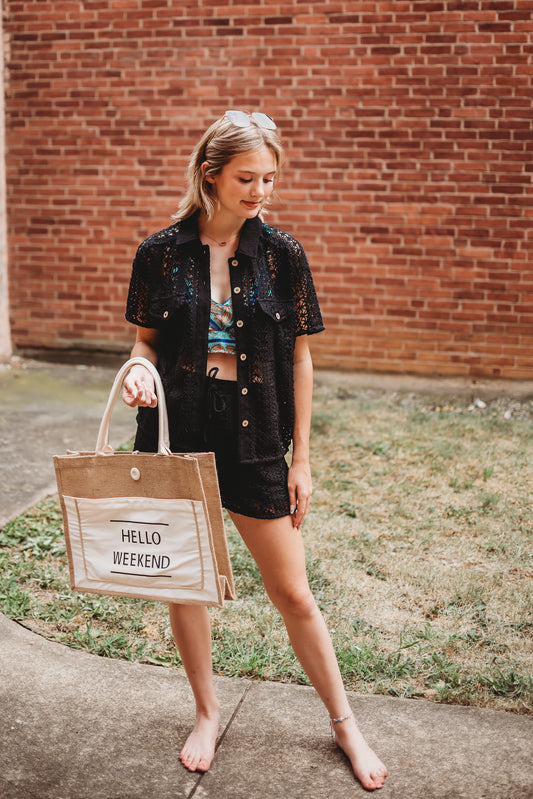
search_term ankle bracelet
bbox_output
[331,711,353,725]
[330,710,353,741]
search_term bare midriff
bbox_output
[206,352,237,381]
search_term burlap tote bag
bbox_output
[53,357,235,607]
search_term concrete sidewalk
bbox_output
[0,358,134,528]
[1,358,532,799]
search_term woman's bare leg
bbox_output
[168,603,220,772]
[230,511,388,791]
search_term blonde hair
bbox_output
[173,113,283,222]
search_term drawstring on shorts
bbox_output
[204,367,229,444]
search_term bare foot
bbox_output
[333,714,387,791]
[179,710,220,773]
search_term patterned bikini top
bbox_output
[208,297,236,355]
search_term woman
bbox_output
[122,111,387,791]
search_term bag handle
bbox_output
[95,357,171,456]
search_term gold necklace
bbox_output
[202,231,239,247]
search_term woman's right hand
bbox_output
[122,365,158,408]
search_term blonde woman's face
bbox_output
[206,146,277,222]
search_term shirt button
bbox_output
[236,320,244,328]
[233,286,241,294]
[163,311,169,318]
[231,259,239,267]
[240,353,247,361]
[242,419,249,428]
[241,387,248,395]
[275,312,281,320]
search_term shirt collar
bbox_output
[174,212,201,246]
[174,212,262,259]
[236,216,262,258]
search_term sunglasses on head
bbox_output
[225,110,277,130]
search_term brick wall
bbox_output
[3,1,533,378]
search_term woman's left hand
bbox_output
[288,459,312,529]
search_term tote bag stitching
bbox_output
[66,495,211,590]
[73,496,91,582]
[191,499,206,591]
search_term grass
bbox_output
[1,378,532,714]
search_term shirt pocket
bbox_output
[256,298,296,362]
[149,293,189,328]
[257,298,295,325]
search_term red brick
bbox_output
[3,0,532,379]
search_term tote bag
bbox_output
[53,357,235,607]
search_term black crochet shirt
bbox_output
[125,213,324,464]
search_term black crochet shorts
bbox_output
[177,374,291,520]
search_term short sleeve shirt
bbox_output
[126,213,324,463]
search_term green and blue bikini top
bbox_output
[208,297,236,355]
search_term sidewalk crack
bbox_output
[186,682,252,798]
